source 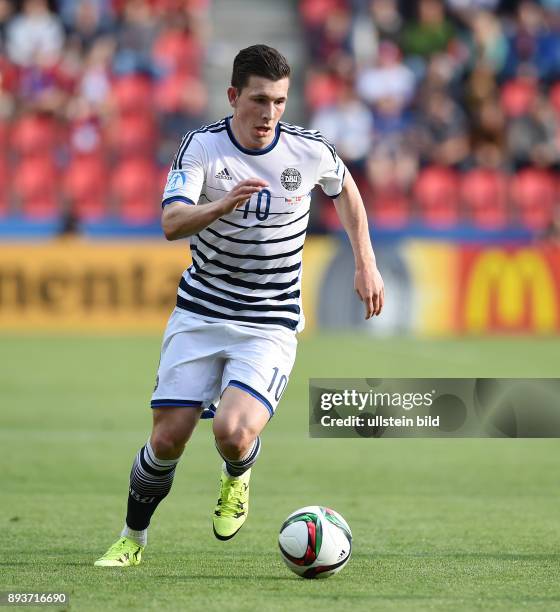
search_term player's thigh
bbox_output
[221,326,298,421]
[151,310,225,411]
[212,386,271,445]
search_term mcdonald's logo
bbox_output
[460,248,559,333]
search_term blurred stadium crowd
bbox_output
[304,0,560,234]
[0,0,208,226]
[0,0,559,235]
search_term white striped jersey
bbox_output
[161,116,346,333]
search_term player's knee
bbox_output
[213,423,253,456]
[150,430,186,459]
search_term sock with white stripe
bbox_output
[125,440,179,532]
[216,436,261,477]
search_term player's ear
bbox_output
[227,86,239,108]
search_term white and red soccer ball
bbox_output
[278,506,352,579]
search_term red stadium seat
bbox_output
[300,0,346,28]
[370,187,410,228]
[0,120,9,156]
[414,166,460,227]
[510,168,557,230]
[11,114,59,156]
[500,78,537,118]
[108,112,158,157]
[461,168,509,229]
[0,155,9,216]
[549,82,560,116]
[63,155,109,221]
[111,75,154,115]
[304,70,342,111]
[153,30,203,76]
[13,155,60,219]
[112,158,159,223]
[154,73,207,115]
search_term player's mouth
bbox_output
[255,126,272,137]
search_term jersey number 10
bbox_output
[241,189,271,221]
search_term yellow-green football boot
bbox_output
[94,536,144,567]
[212,467,251,541]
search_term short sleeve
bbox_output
[316,140,346,198]
[161,134,206,208]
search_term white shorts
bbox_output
[151,308,298,418]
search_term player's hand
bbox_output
[355,264,384,319]
[221,178,269,213]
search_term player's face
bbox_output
[228,75,289,149]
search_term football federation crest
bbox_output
[281,168,302,191]
[165,171,187,192]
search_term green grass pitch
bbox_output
[2,334,560,611]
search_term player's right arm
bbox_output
[162,179,268,240]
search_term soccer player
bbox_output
[95,44,384,566]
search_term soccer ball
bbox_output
[278,506,352,579]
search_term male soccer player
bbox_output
[95,44,384,566]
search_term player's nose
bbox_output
[262,103,274,120]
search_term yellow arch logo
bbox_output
[465,249,558,333]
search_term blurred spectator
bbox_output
[469,10,507,74]
[417,89,470,167]
[315,8,353,63]
[464,60,499,113]
[507,92,559,169]
[6,0,64,67]
[370,0,402,42]
[470,97,507,168]
[311,80,374,166]
[400,0,457,60]
[300,0,347,61]
[56,0,114,29]
[356,40,416,107]
[67,1,113,53]
[76,36,115,113]
[113,0,158,75]
[502,0,560,81]
[0,0,14,39]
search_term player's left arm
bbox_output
[333,171,385,318]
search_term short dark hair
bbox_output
[231,45,291,91]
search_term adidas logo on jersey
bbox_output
[215,167,232,180]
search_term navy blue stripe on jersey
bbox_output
[151,399,203,408]
[161,195,195,208]
[203,225,307,245]
[188,269,300,303]
[191,258,300,290]
[179,278,300,314]
[176,296,298,330]
[193,247,301,275]
[279,123,337,162]
[331,167,347,198]
[280,121,337,157]
[172,119,227,169]
[227,380,274,416]
[196,233,304,261]
[225,116,281,156]
[218,209,310,230]
[173,118,225,168]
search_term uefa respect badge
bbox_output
[309,378,560,438]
